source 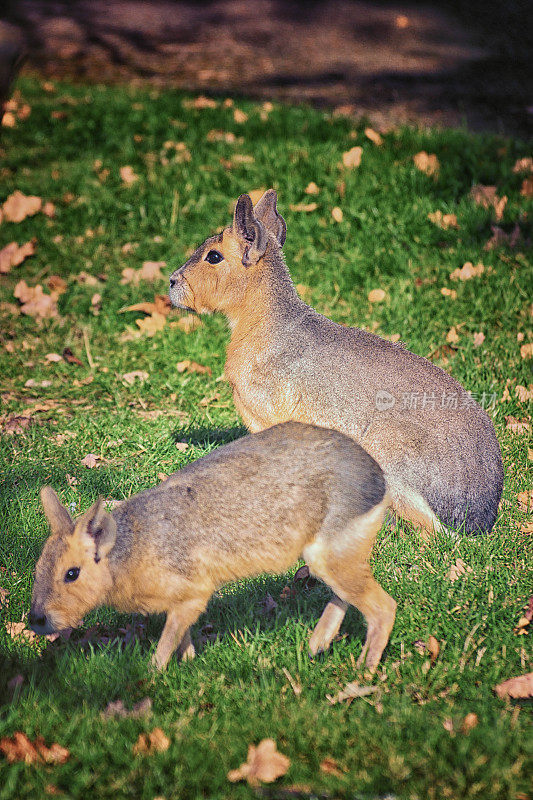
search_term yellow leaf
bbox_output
[289,202,318,213]
[135,311,166,337]
[342,146,362,168]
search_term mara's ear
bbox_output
[232,193,268,266]
[253,189,286,247]
[78,498,117,563]
[41,486,74,537]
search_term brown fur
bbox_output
[30,422,393,671]
[169,191,503,536]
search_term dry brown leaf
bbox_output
[446,326,460,344]
[102,697,152,720]
[494,672,533,700]
[520,342,532,360]
[132,727,170,755]
[305,182,320,195]
[447,558,472,582]
[81,453,100,468]
[289,202,318,213]
[169,314,202,334]
[473,331,485,347]
[364,127,383,146]
[0,240,36,274]
[520,178,533,198]
[14,280,58,319]
[47,276,67,294]
[2,111,16,127]
[176,359,212,376]
[0,732,69,765]
[233,108,248,124]
[515,385,533,402]
[175,441,189,452]
[120,166,138,186]
[122,371,148,385]
[450,261,485,281]
[512,157,533,174]
[413,151,439,177]
[505,416,531,435]
[469,185,507,220]
[441,287,457,299]
[184,96,217,110]
[5,622,38,643]
[342,146,362,169]
[135,312,166,337]
[428,210,459,230]
[484,223,521,251]
[42,202,55,218]
[427,635,440,664]
[2,191,42,223]
[227,739,290,787]
[0,586,9,607]
[320,757,343,776]
[368,288,386,303]
[396,14,409,28]
[45,353,62,362]
[327,682,379,705]
[461,713,479,733]
[207,130,237,143]
[331,206,343,223]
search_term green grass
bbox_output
[0,78,531,800]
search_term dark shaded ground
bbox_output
[1,0,532,135]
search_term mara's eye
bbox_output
[205,250,224,265]
[64,567,80,583]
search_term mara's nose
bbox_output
[29,609,47,629]
[169,276,178,288]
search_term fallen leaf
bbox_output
[473,331,485,347]
[364,127,383,146]
[327,682,379,705]
[461,713,478,733]
[396,14,409,28]
[0,240,36,274]
[427,635,440,664]
[305,182,319,195]
[122,371,149,385]
[45,353,62,362]
[342,146,362,169]
[176,359,211,376]
[120,166,138,186]
[446,326,460,344]
[331,206,343,223]
[520,178,533,198]
[515,385,533,402]
[0,732,69,765]
[2,416,32,435]
[175,441,189,452]
[428,211,459,230]
[169,314,202,333]
[441,287,457,299]
[447,558,472,582]
[47,276,67,294]
[81,453,100,468]
[227,739,290,787]
[320,757,343,776]
[494,672,533,700]
[450,262,485,281]
[0,586,9,607]
[520,343,532,360]
[368,288,386,303]
[42,202,55,218]
[184,96,217,110]
[133,727,170,755]
[413,151,439,177]
[135,311,167,337]
[2,191,42,222]
[257,593,277,615]
[469,185,507,220]
[289,202,318,213]
[14,281,58,319]
[233,108,248,124]
[505,416,531,435]
[484,223,521,251]
[512,157,533,174]
[102,697,152,720]
[514,616,530,636]
[2,111,16,127]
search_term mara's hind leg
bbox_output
[304,498,396,671]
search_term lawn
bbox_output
[0,78,531,800]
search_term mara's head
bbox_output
[168,189,286,316]
[29,488,116,635]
